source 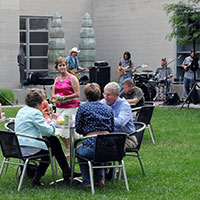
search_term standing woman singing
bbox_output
[52,57,80,157]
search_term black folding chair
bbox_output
[125,122,146,176]
[70,132,129,195]
[4,121,15,131]
[0,130,56,191]
[5,120,59,177]
[132,103,156,144]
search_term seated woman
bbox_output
[15,88,80,186]
[75,83,114,188]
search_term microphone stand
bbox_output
[163,55,182,103]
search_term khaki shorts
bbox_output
[125,135,138,149]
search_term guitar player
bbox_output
[67,47,88,77]
[182,50,196,97]
[118,51,136,91]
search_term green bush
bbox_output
[0,89,14,105]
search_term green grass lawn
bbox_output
[0,106,200,199]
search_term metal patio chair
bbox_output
[0,130,56,191]
[125,122,146,176]
[70,132,129,195]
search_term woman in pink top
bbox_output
[52,57,80,157]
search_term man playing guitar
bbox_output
[117,51,136,91]
[67,47,90,78]
[182,50,197,97]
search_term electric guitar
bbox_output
[70,66,93,77]
[184,57,199,72]
[117,64,148,77]
[184,63,192,72]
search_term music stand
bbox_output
[180,56,199,109]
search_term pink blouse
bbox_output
[54,74,79,108]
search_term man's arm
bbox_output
[78,66,85,71]
[126,98,140,104]
[114,102,132,128]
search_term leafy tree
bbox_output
[164,0,200,50]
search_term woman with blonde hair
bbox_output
[52,57,80,157]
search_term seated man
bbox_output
[120,78,144,108]
[101,82,138,150]
[155,58,173,92]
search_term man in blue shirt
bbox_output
[101,82,137,149]
[67,47,84,72]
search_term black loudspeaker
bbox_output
[90,61,110,94]
[166,92,180,105]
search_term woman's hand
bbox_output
[51,113,59,120]
[57,95,66,101]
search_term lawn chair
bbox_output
[5,120,59,177]
[125,122,146,176]
[0,130,56,191]
[70,132,129,195]
[132,103,156,144]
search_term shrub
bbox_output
[0,89,15,105]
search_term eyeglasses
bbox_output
[103,92,114,97]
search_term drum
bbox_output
[136,82,157,101]
[133,73,153,83]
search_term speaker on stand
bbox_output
[89,61,110,97]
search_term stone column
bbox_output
[48,12,66,78]
[78,12,96,78]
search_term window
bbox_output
[19,16,52,76]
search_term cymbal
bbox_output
[142,69,153,73]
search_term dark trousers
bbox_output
[34,136,70,176]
